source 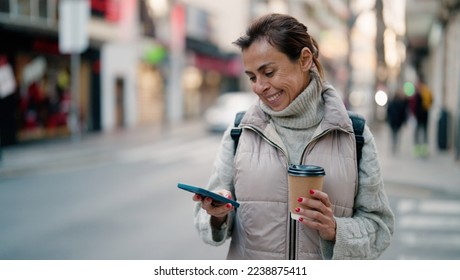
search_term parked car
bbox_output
[204,91,257,133]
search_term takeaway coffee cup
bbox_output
[288,164,326,220]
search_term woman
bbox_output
[193,13,394,260]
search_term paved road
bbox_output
[0,122,229,259]
[381,182,460,259]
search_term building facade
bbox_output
[0,0,241,146]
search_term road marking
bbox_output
[393,197,460,258]
[399,215,460,230]
[397,199,417,213]
[397,198,460,215]
[399,232,460,248]
[418,200,460,215]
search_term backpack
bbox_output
[230,110,366,166]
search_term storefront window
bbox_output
[0,1,9,14]
[0,0,57,25]
[16,54,74,141]
[38,0,48,19]
[17,0,31,17]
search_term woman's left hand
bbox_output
[296,189,336,241]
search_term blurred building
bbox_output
[0,0,103,144]
[0,0,241,146]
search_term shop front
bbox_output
[0,28,101,145]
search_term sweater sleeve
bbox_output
[320,125,395,259]
[194,125,236,246]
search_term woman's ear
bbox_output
[299,47,313,71]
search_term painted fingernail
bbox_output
[310,190,315,195]
[226,204,232,208]
[295,207,300,213]
[297,197,303,203]
[299,217,304,222]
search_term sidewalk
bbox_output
[2,120,460,195]
[372,120,460,195]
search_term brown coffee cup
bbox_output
[288,164,326,220]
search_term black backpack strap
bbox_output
[347,111,366,166]
[230,111,246,155]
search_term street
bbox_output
[0,121,230,260]
[382,182,460,259]
[1,120,459,260]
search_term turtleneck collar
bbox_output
[260,70,325,129]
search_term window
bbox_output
[17,0,31,17]
[0,0,57,26]
[0,1,9,14]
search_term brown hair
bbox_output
[233,13,324,79]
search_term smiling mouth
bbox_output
[266,91,282,103]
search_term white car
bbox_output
[204,92,258,132]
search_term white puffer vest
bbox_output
[227,88,358,260]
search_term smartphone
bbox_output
[177,183,240,208]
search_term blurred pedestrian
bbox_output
[192,13,394,260]
[409,78,432,157]
[386,90,409,154]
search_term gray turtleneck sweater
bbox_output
[259,70,324,164]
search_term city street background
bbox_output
[1,118,460,260]
[1,0,460,262]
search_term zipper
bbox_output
[289,219,296,260]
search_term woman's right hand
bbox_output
[192,190,234,227]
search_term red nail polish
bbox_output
[226,204,232,208]
[295,207,300,213]
[299,217,304,222]
[310,189,315,195]
[297,197,303,202]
